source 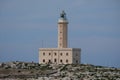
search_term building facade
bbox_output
[39,11,81,64]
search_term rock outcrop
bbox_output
[0,61,120,80]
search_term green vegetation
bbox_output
[60,64,68,71]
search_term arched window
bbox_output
[76,53,78,56]
[76,60,78,63]
[54,53,57,56]
[49,53,51,55]
[60,59,62,63]
[60,43,61,46]
[48,60,51,63]
[60,53,62,56]
[43,52,45,56]
[43,59,45,62]
[66,59,68,63]
[54,59,57,62]
[66,53,68,56]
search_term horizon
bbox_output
[0,0,120,68]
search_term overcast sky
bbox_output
[0,0,120,68]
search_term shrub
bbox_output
[60,64,68,71]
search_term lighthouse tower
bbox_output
[58,11,68,48]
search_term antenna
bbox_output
[42,40,43,48]
[69,39,70,48]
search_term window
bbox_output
[43,52,45,56]
[76,60,78,63]
[60,59,62,63]
[60,53,62,56]
[54,59,57,62]
[66,53,68,56]
[43,59,45,62]
[76,53,78,56]
[49,53,51,55]
[73,58,75,60]
[66,59,68,63]
[54,53,57,56]
[48,60,51,63]
[60,37,62,39]
[60,43,61,46]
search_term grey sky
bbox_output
[0,0,120,67]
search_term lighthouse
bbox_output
[39,11,81,64]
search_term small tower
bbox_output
[58,11,68,48]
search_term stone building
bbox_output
[39,11,81,64]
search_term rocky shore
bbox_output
[0,61,120,80]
